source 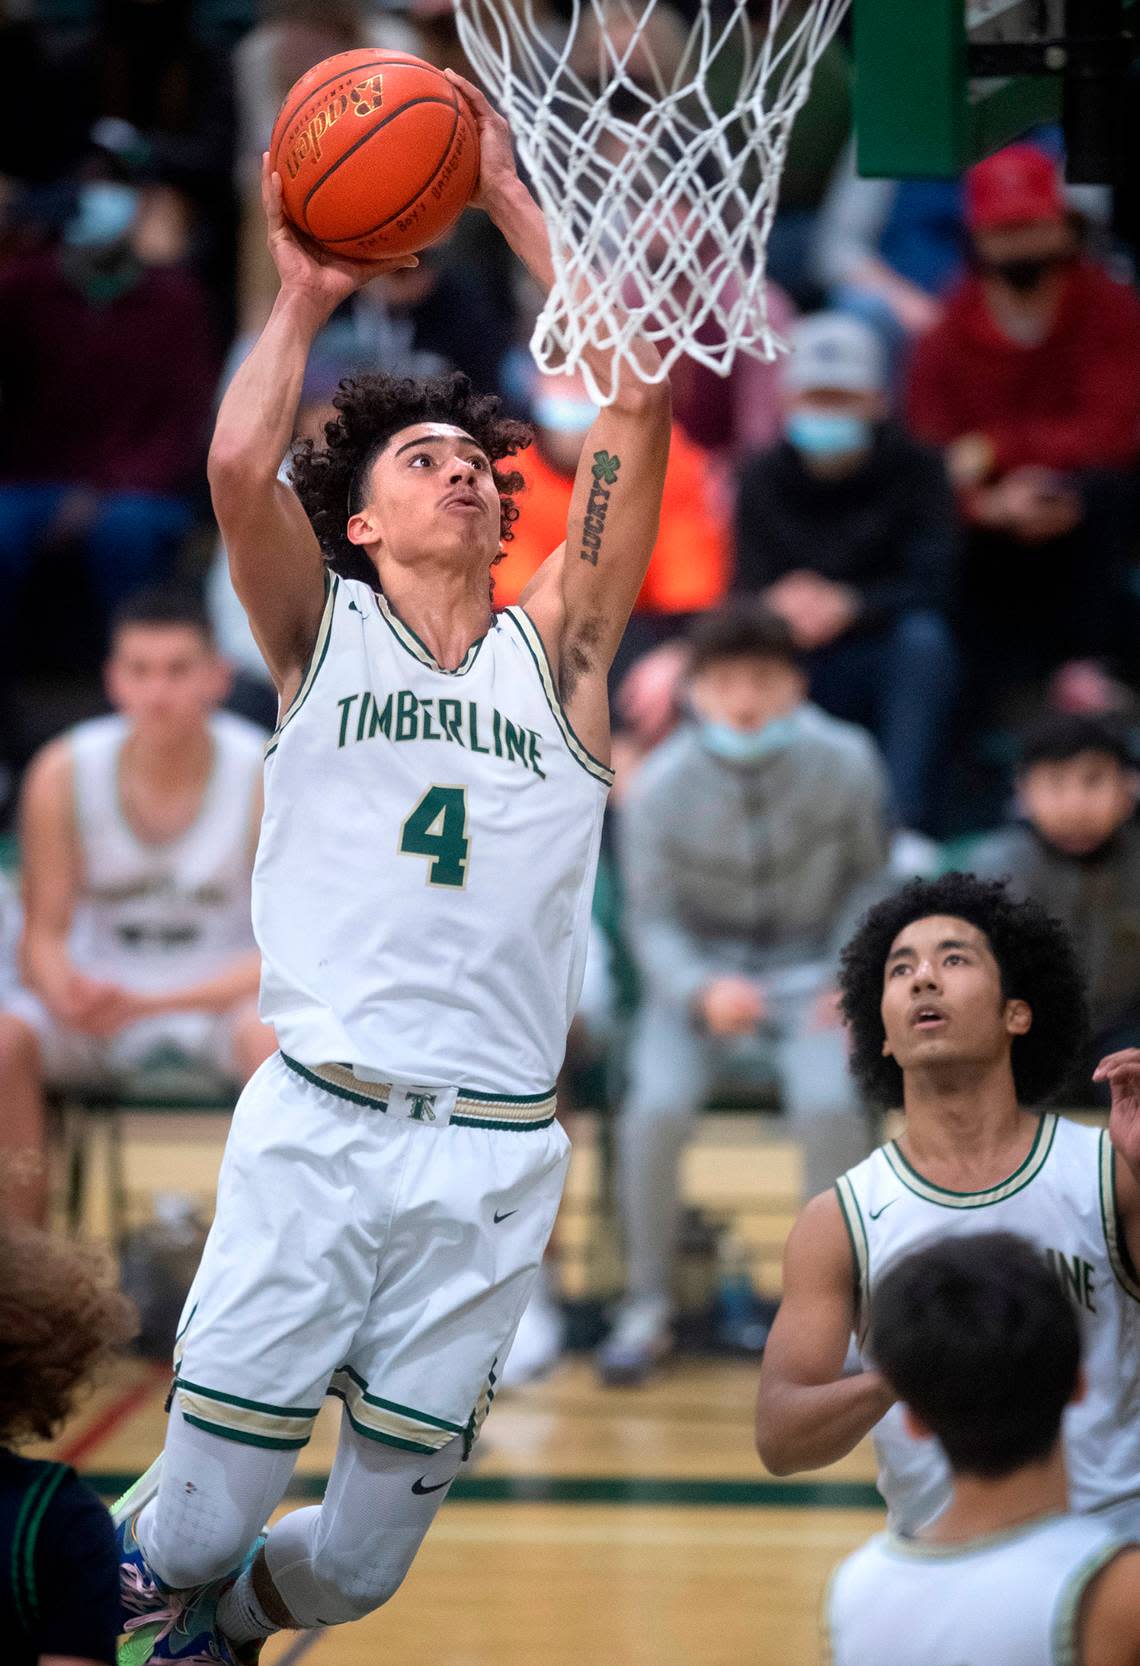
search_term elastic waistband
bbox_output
[281,1055,558,1130]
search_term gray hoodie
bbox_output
[619,705,890,1008]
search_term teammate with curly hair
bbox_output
[0,1225,135,1666]
[119,69,671,1666]
[754,873,1140,1540]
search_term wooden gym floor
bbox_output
[38,1110,885,1666]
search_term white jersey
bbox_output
[837,1116,1140,1534]
[826,1513,1126,1666]
[67,712,263,993]
[253,578,612,1097]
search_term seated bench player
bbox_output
[0,588,276,1222]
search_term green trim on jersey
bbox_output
[882,1114,1057,1209]
[502,607,615,787]
[835,1174,871,1315]
[1098,1131,1140,1303]
[10,1461,68,1636]
[374,591,486,676]
[1052,1540,1127,1666]
[265,573,339,759]
[879,1514,1069,1563]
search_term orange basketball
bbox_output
[270,49,480,261]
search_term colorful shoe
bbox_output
[119,1534,266,1666]
[115,1458,169,1623]
[118,1510,171,1621]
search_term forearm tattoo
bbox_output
[578,450,621,565]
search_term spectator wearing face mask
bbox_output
[972,714,1140,1102]
[907,145,1140,706]
[597,603,888,1385]
[733,312,960,838]
[0,173,218,652]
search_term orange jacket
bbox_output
[493,426,729,613]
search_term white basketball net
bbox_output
[453,0,851,403]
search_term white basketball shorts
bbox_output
[172,1051,570,1455]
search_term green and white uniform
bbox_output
[826,1513,1127,1666]
[836,1115,1140,1535]
[174,578,609,1450]
[5,710,264,1084]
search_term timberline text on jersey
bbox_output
[334,689,546,779]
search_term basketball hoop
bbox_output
[452,0,850,403]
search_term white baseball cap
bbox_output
[784,313,886,395]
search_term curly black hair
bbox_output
[288,370,533,587]
[838,873,1088,1108]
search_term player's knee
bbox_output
[309,1546,415,1624]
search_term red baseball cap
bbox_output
[965,144,1067,231]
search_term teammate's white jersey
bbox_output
[826,1512,1126,1666]
[837,1115,1140,1534]
[253,577,612,1096]
[67,712,263,992]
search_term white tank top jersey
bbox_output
[826,1513,1127,1666]
[836,1116,1140,1535]
[252,576,612,1097]
[67,711,263,993]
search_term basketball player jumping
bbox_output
[118,75,670,1663]
[754,873,1140,1538]
[827,1232,1140,1666]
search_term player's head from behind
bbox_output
[685,603,806,762]
[0,1223,135,1448]
[1016,714,1137,858]
[839,873,1087,1109]
[107,585,230,740]
[871,1232,1081,1480]
[289,370,533,592]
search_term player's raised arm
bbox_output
[447,72,672,751]
[754,1191,894,1475]
[208,155,418,694]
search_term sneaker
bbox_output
[595,1297,671,1386]
[118,1509,171,1621]
[120,1534,267,1666]
[116,1457,168,1623]
[499,1281,565,1387]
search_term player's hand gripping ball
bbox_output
[270,48,480,261]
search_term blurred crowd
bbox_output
[3,0,1140,1386]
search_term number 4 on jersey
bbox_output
[399,786,470,887]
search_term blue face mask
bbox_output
[785,409,871,460]
[64,182,139,250]
[700,712,801,764]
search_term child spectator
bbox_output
[734,312,960,836]
[972,714,1140,1101]
[598,603,887,1384]
[0,1224,135,1666]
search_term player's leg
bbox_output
[133,1399,299,1591]
[599,996,716,1382]
[218,1415,465,1639]
[0,1011,48,1224]
[118,1055,382,1615]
